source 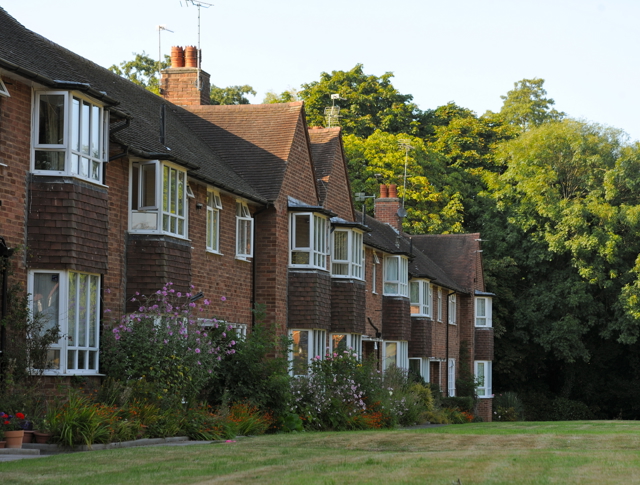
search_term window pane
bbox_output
[294,214,310,248]
[477,298,486,317]
[410,282,419,304]
[292,251,309,265]
[67,273,77,346]
[163,165,170,212]
[72,98,80,151]
[334,231,348,261]
[177,171,185,217]
[332,334,347,353]
[384,342,397,370]
[91,105,101,158]
[35,150,65,171]
[384,282,398,294]
[78,273,88,347]
[333,263,348,275]
[46,349,60,370]
[141,164,156,207]
[67,350,76,370]
[38,94,65,145]
[33,273,60,334]
[170,168,177,215]
[80,157,89,177]
[386,257,398,281]
[89,275,98,347]
[81,101,90,155]
[292,331,309,376]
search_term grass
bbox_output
[2,421,640,484]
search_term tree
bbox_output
[299,64,428,138]
[263,89,299,104]
[496,78,565,131]
[210,84,256,105]
[109,52,169,95]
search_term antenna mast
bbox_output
[398,139,414,214]
[181,0,214,90]
[157,25,174,79]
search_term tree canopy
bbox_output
[109,52,169,95]
[210,84,256,105]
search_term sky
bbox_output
[3,0,639,141]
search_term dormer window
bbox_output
[331,229,364,279]
[33,91,107,183]
[290,212,328,270]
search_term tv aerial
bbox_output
[157,25,174,76]
[180,0,214,90]
[324,93,343,128]
[397,139,414,218]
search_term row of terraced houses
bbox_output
[0,8,494,420]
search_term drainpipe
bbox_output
[445,292,450,397]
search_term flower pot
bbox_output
[22,430,35,443]
[0,441,6,448]
[34,431,53,444]
[5,430,24,448]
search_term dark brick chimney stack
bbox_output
[160,45,211,106]
[374,184,402,232]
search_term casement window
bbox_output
[198,319,247,340]
[206,190,223,253]
[289,329,326,376]
[437,288,443,322]
[290,212,329,269]
[0,78,10,97]
[475,361,492,398]
[130,161,188,238]
[235,201,253,259]
[448,358,456,397]
[382,341,409,371]
[32,91,107,183]
[383,255,409,297]
[331,229,364,279]
[448,294,457,325]
[372,252,379,294]
[330,333,362,359]
[29,271,100,375]
[409,357,430,382]
[410,279,432,317]
[475,297,493,327]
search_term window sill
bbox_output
[235,256,252,262]
[411,314,433,319]
[36,371,104,377]
[475,325,493,328]
[289,264,329,271]
[477,394,493,399]
[206,249,223,256]
[128,230,190,242]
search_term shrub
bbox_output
[440,396,474,413]
[552,397,594,421]
[493,392,524,421]
[227,402,273,435]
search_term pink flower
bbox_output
[195,348,201,353]
[220,296,227,302]
[203,299,210,305]
[106,288,111,294]
[177,292,182,297]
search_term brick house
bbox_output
[0,8,493,419]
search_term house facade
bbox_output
[0,8,493,420]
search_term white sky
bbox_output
[3,0,639,141]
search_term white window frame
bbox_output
[0,78,10,98]
[410,279,432,317]
[129,160,188,238]
[372,251,380,294]
[32,90,107,184]
[475,360,492,398]
[448,293,457,325]
[28,270,101,375]
[289,212,329,270]
[475,297,493,327]
[409,357,430,382]
[383,255,409,297]
[235,200,253,259]
[329,333,362,359]
[206,189,223,253]
[331,229,364,279]
[289,329,326,376]
[448,358,456,397]
[382,340,409,371]
[437,287,443,322]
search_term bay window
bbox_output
[290,212,328,269]
[383,255,408,296]
[410,279,432,317]
[475,297,493,327]
[475,361,492,398]
[130,161,188,238]
[331,229,364,279]
[383,340,408,371]
[330,333,362,358]
[206,190,223,253]
[33,91,107,183]
[29,270,101,375]
[409,357,430,382]
[289,329,326,376]
[236,201,253,259]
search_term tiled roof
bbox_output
[308,127,340,205]
[411,233,481,293]
[178,103,305,202]
[0,7,264,203]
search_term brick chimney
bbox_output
[374,184,403,232]
[160,46,211,106]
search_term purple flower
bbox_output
[203,299,210,305]
[177,292,182,297]
[220,296,227,302]
[106,288,111,294]
[195,348,201,354]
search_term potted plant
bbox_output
[0,412,27,448]
[33,418,54,444]
[0,428,5,448]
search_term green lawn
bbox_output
[2,422,640,484]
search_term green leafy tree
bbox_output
[209,84,256,105]
[496,78,565,131]
[109,52,169,95]
[300,64,427,137]
[263,89,299,104]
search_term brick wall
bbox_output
[363,247,383,338]
[477,398,492,422]
[125,234,191,312]
[381,296,411,341]
[374,199,402,233]
[27,177,109,274]
[330,279,365,334]
[409,317,431,357]
[288,269,331,330]
[475,327,494,360]
[160,68,211,107]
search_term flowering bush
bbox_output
[101,284,236,406]
[0,411,30,431]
